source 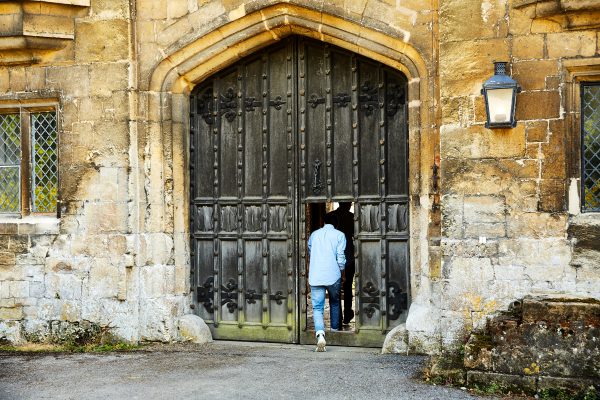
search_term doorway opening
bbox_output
[189,36,410,347]
[305,202,357,335]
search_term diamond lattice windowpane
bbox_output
[31,112,58,213]
[0,114,20,166]
[582,83,600,212]
[0,166,20,213]
[0,114,21,213]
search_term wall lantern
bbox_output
[481,61,521,128]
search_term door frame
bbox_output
[147,3,439,349]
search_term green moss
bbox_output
[472,382,507,395]
[538,386,599,400]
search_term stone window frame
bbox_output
[564,58,600,216]
[0,100,61,234]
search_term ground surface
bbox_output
[0,341,489,400]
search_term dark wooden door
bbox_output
[190,37,409,345]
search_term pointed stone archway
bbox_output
[144,2,440,350]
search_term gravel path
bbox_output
[0,341,489,400]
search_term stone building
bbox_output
[0,0,599,360]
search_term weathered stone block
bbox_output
[75,20,129,62]
[464,196,506,224]
[440,38,509,97]
[441,195,463,239]
[0,251,16,266]
[177,314,212,344]
[547,31,597,58]
[441,125,526,159]
[513,60,559,91]
[44,273,83,301]
[464,332,493,370]
[137,0,168,20]
[89,62,129,97]
[439,0,508,42]
[382,323,409,354]
[541,120,566,179]
[515,91,561,121]
[498,238,571,268]
[526,120,548,143]
[46,65,90,98]
[441,96,471,126]
[91,0,129,19]
[8,281,29,298]
[507,212,566,239]
[513,35,544,60]
[89,261,120,298]
[445,256,494,284]
[0,306,23,320]
[538,376,599,398]
[538,179,566,212]
[467,371,537,395]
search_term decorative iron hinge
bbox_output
[332,93,351,108]
[386,84,406,117]
[387,281,408,320]
[219,87,238,122]
[220,278,238,313]
[245,289,261,304]
[244,97,261,112]
[269,96,286,110]
[197,91,214,125]
[358,81,378,116]
[312,159,324,195]
[270,291,286,305]
[308,93,325,108]
[197,277,215,313]
[360,281,380,318]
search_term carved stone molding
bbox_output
[0,1,90,65]
[514,0,600,30]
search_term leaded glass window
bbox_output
[0,109,58,215]
[582,83,600,212]
[0,114,21,213]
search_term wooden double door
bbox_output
[190,37,410,346]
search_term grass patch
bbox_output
[0,342,142,353]
[0,322,142,353]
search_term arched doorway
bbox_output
[189,37,409,347]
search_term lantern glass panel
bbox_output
[487,88,513,124]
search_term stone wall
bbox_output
[435,298,600,397]
[431,0,600,352]
[0,0,599,351]
[0,0,187,343]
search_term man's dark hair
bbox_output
[324,212,338,227]
[338,202,352,211]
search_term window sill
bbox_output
[0,216,59,235]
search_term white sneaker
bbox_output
[316,333,326,352]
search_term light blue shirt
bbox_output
[308,224,346,286]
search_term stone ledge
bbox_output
[0,216,59,235]
[513,0,600,30]
[467,371,537,395]
[0,0,90,65]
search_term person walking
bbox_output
[308,212,346,352]
[329,202,355,325]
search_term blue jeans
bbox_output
[311,278,342,335]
